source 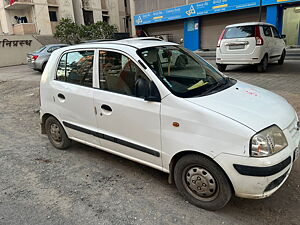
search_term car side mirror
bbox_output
[281,34,286,39]
[135,78,161,102]
[145,81,161,102]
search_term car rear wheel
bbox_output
[278,50,285,65]
[40,62,47,72]
[45,116,71,150]
[217,64,227,72]
[257,55,268,72]
[174,154,232,211]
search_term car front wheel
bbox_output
[174,154,232,211]
[278,50,285,65]
[217,64,227,72]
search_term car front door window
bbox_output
[99,50,150,97]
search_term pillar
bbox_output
[266,4,284,33]
[184,17,200,51]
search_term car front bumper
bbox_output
[214,127,300,199]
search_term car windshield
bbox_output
[34,46,46,53]
[223,26,255,39]
[137,45,232,97]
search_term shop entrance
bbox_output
[283,5,300,46]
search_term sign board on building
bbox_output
[134,0,300,26]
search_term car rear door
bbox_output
[271,26,284,58]
[220,25,256,56]
[51,49,99,146]
[93,49,162,169]
[262,25,274,58]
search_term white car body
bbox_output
[40,38,299,204]
[216,22,286,66]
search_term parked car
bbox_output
[27,44,68,72]
[40,38,299,210]
[216,22,286,72]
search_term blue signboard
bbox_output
[134,0,300,26]
[263,0,300,5]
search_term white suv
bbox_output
[216,22,286,72]
[40,38,299,210]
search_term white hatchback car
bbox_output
[216,22,286,72]
[40,38,299,210]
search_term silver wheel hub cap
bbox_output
[186,167,216,198]
[50,124,62,142]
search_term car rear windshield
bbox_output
[34,46,46,53]
[223,26,255,39]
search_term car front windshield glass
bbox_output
[137,45,229,97]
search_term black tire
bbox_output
[257,55,268,72]
[41,62,47,72]
[278,50,285,65]
[174,154,232,211]
[217,64,227,72]
[45,116,71,150]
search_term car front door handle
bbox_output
[101,104,112,112]
[58,93,65,100]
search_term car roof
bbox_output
[63,37,178,51]
[226,22,275,28]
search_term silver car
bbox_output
[27,44,68,72]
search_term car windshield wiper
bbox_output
[198,77,229,96]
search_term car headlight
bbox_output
[250,125,288,157]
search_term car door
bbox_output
[262,25,274,59]
[271,26,284,59]
[52,49,99,146]
[93,49,162,169]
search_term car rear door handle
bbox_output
[58,93,65,100]
[101,104,112,112]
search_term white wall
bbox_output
[0,35,43,67]
[283,7,300,46]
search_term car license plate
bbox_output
[294,147,300,161]
[229,45,244,50]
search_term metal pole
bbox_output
[258,0,262,22]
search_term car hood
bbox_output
[185,81,295,132]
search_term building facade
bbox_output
[133,0,300,50]
[0,0,132,36]
[72,0,132,34]
[0,0,75,35]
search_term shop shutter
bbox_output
[143,20,184,43]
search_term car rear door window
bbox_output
[99,50,149,97]
[263,26,272,37]
[56,50,94,87]
[223,26,255,39]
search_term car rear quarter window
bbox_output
[56,50,94,87]
[223,26,255,39]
